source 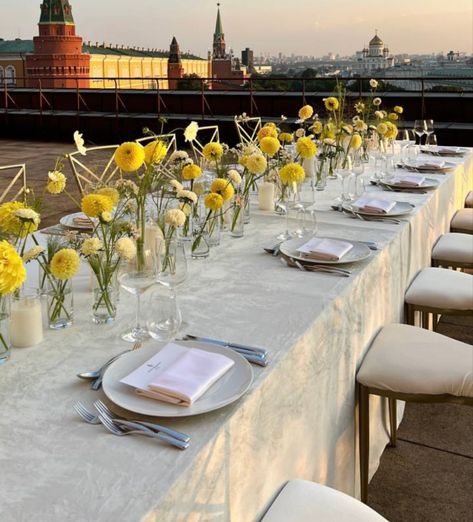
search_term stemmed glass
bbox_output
[334,163,354,203]
[118,246,157,343]
[414,120,427,145]
[424,120,435,149]
[351,152,365,198]
[399,129,416,164]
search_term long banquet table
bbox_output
[1,152,472,522]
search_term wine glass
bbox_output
[414,120,427,145]
[424,119,434,149]
[352,152,366,198]
[146,287,182,342]
[118,246,157,343]
[334,164,354,203]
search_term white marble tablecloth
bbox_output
[0,153,472,522]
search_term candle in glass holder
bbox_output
[258,182,275,211]
[10,293,43,348]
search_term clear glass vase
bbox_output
[243,196,251,224]
[177,214,193,243]
[0,296,11,365]
[47,278,74,329]
[206,214,221,247]
[191,222,210,259]
[92,279,119,324]
[230,200,245,238]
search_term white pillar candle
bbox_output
[258,182,275,211]
[10,296,43,348]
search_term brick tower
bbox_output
[25,0,90,88]
[167,36,184,89]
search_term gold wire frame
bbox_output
[191,125,220,160]
[0,163,27,203]
[234,116,262,145]
[67,134,178,195]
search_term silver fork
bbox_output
[94,400,190,443]
[281,256,350,277]
[343,209,401,225]
[74,401,100,424]
[97,414,189,450]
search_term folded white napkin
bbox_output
[120,343,234,407]
[353,197,396,214]
[415,158,445,169]
[437,147,460,154]
[391,175,426,187]
[297,237,353,261]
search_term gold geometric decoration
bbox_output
[0,163,27,203]
[190,125,220,161]
[234,116,262,145]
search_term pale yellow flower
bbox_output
[279,132,294,143]
[73,131,87,156]
[184,121,199,142]
[349,134,363,150]
[310,121,323,134]
[47,170,66,194]
[245,153,267,175]
[369,79,379,89]
[50,248,80,280]
[227,170,242,186]
[324,97,339,111]
[377,123,388,136]
[144,140,167,165]
[96,187,119,206]
[373,97,382,106]
[165,208,186,228]
[388,112,399,121]
[15,208,40,226]
[177,189,198,204]
[100,211,113,223]
[81,237,103,257]
[0,202,38,237]
[22,245,45,263]
[295,128,306,138]
[170,179,184,191]
[115,237,136,261]
[394,106,403,114]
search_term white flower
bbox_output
[280,115,287,121]
[81,237,103,257]
[15,208,40,225]
[295,128,305,138]
[184,121,198,142]
[352,115,360,123]
[227,169,242,186]
[73,131,87,156]
[115,237,136,260]
[169,150,189,163]
[177,189,198,204]
[369,79,379,89]
[165,208,186,228]
[22,245,45,263]
[170,179,184,192]
[374,110,384,119]
[373,97,382,106]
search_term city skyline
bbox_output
[0,0,472,58]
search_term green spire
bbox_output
[214,4,223,36]
[39,0,75,25]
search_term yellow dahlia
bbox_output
[245,154,267,175]
[47,170,67,194]
[81,194,114,218]
[182,164,202,180]
[257,126,278,141]
[279,163,305,185]
[349,134,363,150]
[144,140,167,165]
[296,137,317,159]
[50,248,80,280]
[211,178,234,201]
[394,106,403,114]
[0,240,26,294]
[114,142,145,172]
[202,142,224,162]
[259,136,281,157]
[0,201,38,237]
[324,97,339,111]
[298,104,314,120]
[279,132,294,143]
[204,192,224,212]
[96,187,119,206]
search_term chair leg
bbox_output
[432,313,439,332]
[422,311,430,330]
[359,384,370,504]
[405,303,415,326]
[388,398,397,447]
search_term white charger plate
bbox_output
[403,161,456,173]
[343,201,414,217]
[420,146,467,157]
[59,212,94,230]
[280,236,371,265]
[381,177,439,190]
[102,341,253,417]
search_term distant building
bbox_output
[355,31,394,73]
[241,48,254,69]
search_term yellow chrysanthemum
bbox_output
[80,237,103,257]
[0,240,26,294]
[182,163,202,180]
[144,140,167,165]
[388,113,399,121]
[265,122,277,129]
[81,194,114,218]
[165,208,186,228]
[394,106,403,114]
[296,137,317,159]
[0,201,38,238]
[259,136,281,157]
[311,121,323,134]
[211,178,235,201]
[324,97,339,111]
[349,134,363,150]
[96,187,119,206]
[376,123,388,136]
[385,122,398,140]
[50,248,80,280]
[257,126,278,141]
[245,153,267,175]
[354,120,367,132]
[115,237,136,261]
[279,163,305,185]
[202,142,224,162]
[47,170,66,194]
[298,104,314,120]
[279,132,294,143]
[114,142,145,172]
[204,192,224,212]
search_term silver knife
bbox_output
[183,334,268,357]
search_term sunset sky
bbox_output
[0,0,472,57]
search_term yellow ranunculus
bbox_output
[0,201,39,238]
[245,154,267,175]
[298,104,314,120]
[311,121,323,134]
[114,142,145,172]
[211,178,234,201]
[279,132,294,143]
[204,192,224,212]
[47,170,66,194]
[376,123,388,136]
[257,126,278,141]
[394,106,403,114]
[349,134,363,150]
[388,113,399,121]
[259,136,281,157]
[96,187,119,206]
[324,97,339,111]
[182,164,202,180]
[279,163,305,185]
[202,142,224,162]
[0,240,26,294]
[144,140,167,165]
[296,137,317,159]
[81,194,114,218]
[50,248,80,280]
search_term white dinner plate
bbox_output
[343,201,414,218]
[381,177,439,190]
[59,212,94,230]
[420,146,467,157]
[102,341,253,417]
[403,161,456,173]
[280,236,371,265]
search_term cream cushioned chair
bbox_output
[260,480,388,522]
[465,191,473,209]
[404,267,473,329]
[357,324,473,503]
[431,233,473,269]
[451,208,473,234]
